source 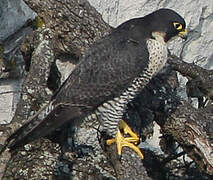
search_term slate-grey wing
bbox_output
[6,30,149,150]
[7,103,91,150]
[54,32,149,108]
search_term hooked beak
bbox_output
[178,28,188,40]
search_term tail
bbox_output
[5,102,87,151]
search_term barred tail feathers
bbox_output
[7,103,84,151]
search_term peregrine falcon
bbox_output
[4,9,187,159]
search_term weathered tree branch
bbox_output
[168,54,213,81]
[163,55,213,175]
[156,100,213,175]
[168,55,213,102]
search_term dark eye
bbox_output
[173,22,182,30]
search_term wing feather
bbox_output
[54,29,149,108]
[7,103,90,150]
[5,24,150,150]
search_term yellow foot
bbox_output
[106,120,144,159]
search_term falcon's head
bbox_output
[147,8,187,42]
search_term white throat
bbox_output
[152,32,166,44]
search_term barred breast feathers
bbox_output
[85,37,168,130]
